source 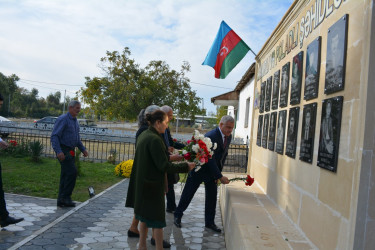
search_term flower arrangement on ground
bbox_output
[180,130,217,171]
[229,175,255,186]
[114,159,134,178]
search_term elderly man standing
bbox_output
[51,100,88,207]
[174,115,234,233]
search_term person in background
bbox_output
[160,105,184,214]
[174,115,233,233]
[0,93,24,227]
[51,100,88,207]
[128,109,195,250]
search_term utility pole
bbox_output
[8,94,10,117]
[62,90,66,114]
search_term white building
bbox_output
[211,63,255,144]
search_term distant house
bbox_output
[211,63,255,144]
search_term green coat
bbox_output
[125,126,189,223]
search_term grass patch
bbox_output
[1,156,123,202]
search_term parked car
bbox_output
[0,116,14,138]
[34,116,58,129]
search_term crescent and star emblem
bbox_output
[220,46,229,56]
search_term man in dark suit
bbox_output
[174,115,234,233]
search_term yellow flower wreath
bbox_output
[114,159,134,178]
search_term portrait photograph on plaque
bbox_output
[300,103,317,163]
[286,107,300,158]
[317,96,343,172]
[268,112,277,151]
[262,114,269,148]
[256,115,263,147]
[275,110,287,154]
[290,51,303,105]
[260,81,266,113]
[325,14,348,94]
[304,37,321,100]
[279,62,290,108]
[272,70,280,110]
[265,76,272,112]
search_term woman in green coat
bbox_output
[126,110,194,250]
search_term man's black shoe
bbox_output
[57,200,76,207]
[166,208,175,213]
[127,229,139,238]
[174,217,181,228]
[205,224,222,233]
[0,216,24,228]
[150,238,171,248]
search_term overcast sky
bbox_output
[0,0,293,114]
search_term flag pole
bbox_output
[249,47,257,57]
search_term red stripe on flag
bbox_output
[214,30,241,78]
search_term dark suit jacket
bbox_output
[200,127,231,180]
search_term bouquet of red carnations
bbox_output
[180,130,217,171]
[229,175,255,186]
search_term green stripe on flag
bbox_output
[220,40,250,79]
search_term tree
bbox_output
[216,106,228,123]
[80,47,202,120]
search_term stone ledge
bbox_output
[219,174,315,249]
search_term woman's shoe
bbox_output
[127,229,140,238]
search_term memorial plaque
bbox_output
[275,110,287,154]
[268,112,277,151]
[272,70,280,110]
[285,107,300,158]
[262,114,269,148]
[265,76,272,112]
[300,103,317,163]
[260,81,266,113]
[325,15,348,94]
[317,96,343,172]
[304,37,321,100]
[256,115,263,147]
[290,52,303,105]
[279,62,290,108]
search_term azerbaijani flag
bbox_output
[202,21,250,79]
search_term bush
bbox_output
[29,141,43,162]
[107,149,117,164]
[3,139,30,157]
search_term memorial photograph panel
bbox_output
[290,51,303,105]
[325,15,348,94]
[299,103,317,163]
[275,110,287,154]
[279,62,290,108]
[317,96,343,172]
[272,70,280,110]
[260,81,266,113]
[268,112,277,151]
[304,37,321,100]
[286,107,300,158]
[265,76,272,112]
[262,114,269,148]
[256,115,263,147]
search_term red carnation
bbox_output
[183,152,191,160]
[69,150,75,157]
[245,175,254,186]
[9,140,17,147]
[173,138,177,142]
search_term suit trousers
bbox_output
[0,162,9,219]
[166,182,176,211]
[174,170,218,226]
[58,155,77,201]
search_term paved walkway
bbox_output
[0,179,226,250]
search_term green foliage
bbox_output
[216,106,228,124]
[107,149,117,165]
[29,140,44,162]
[2,139,30,157]
[79,47,202,120]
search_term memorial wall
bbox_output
[249,0,375,248]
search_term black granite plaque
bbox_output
[268,112,277,151]
[300,103,317,163]
[256,115,263,147]
[275,110,287,154]
[304,37,321,100]
[279,62,290,108]
[260,81,266,113]
[285,107,300,158]
[272,70,280,110]
[262,114,269,148]
[265,76,272,112]
[317,96,343,172]
[325,15,348,94]
[290,52,303,105]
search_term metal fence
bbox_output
[1,125,248,172]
